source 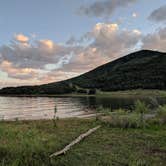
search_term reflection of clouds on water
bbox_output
[0,97,95,120]
[54,97,89,118]
[0,96,166,121]
[0,115,4,120]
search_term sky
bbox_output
[0,0,166,88]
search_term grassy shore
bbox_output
[0,118,166,166]
[96,89,166,98]
[1,89,166,98]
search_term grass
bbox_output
[97,89,166,98]
[0,118,166,166]
[95,100,166,128]
[154,105,166,125]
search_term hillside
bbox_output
[0,50,166,95]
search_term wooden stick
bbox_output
[50,125,101,158]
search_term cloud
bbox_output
[94,23,119,32]
[148,5,166,23]
[66,36,77,46]
[39,40,54,49]
[61,47,110,73]
[0,34,74,82]
[132,12,138,18]
[89,23,142,58]
[39,70,80,83]
[0,24,143,86]
[0,60,42,80]
[142,27,166,51]
[47,23,142,77]
[79,0,137,17]
[14,33,29,43]
[0,36,71,70]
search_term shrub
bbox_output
[77,89,87,94]
[102,109,141,129]
[88,89,96,95]
[96,106,112,116]
[95,106,105,121]
[156,105,166,124]
[146,117,162,126]
[134,100,149,114]
[106,114,140,129]
[113,108,126,115]
[134,100,149,128]
[148,97,159,109]
[96,105,104,112]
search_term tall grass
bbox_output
[107,109,141,128]
[96,100,166,129]
[53,106,57,127]
[156,105,166,124]
[134,100,149,128]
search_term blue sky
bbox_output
[0,0,165,87]
[0,0,165,44]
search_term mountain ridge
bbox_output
[0,50,166,94]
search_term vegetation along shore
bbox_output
[0,100,166,166]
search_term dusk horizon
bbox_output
[0,0,166,88]
[0,49,164,88]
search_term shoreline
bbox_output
[0,89,166,97]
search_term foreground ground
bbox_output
[0,118,166,166]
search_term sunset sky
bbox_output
[0,0,166,88]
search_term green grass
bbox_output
[0,118,166,166]
[97,89,166,98]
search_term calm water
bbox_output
[0,96,166,120]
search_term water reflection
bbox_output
[0,96,166,120]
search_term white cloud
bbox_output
[142,27,166,51]
[90,23,142,58]
[0,60,43,80]
[45,23,142,80]
[39,39,54,49]
[93,23,119,34]
[0,35,71,70]
[1,24,166,87]
[14,33,29,43]
[132,12,138,18]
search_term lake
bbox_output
[0,96,166,120]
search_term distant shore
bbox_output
[0,89,166,97]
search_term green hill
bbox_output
[0,50,166,95]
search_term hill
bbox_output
[0,50,166,95]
